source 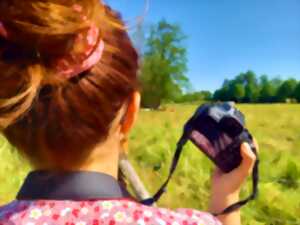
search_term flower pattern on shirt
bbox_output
[29,209,42,220]
[0,199,222,225]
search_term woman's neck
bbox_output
[77,137,121,179]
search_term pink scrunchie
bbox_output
[0,17,104,79]
[52,25,105,79]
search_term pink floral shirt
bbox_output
[0,199,222,225]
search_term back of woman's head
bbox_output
[0,0,139,169]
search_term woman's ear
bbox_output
[120,91,141,135]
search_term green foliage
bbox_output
[140,20,190,109]
[0,136,31,203]
[258,76,281,103]
[213,71,257,102]
[213,71,300,103]
[175,91,212,103]
[213,85,230,101]
[245,83,260,102]
[276,79,298,102]
[294,82,300,102]
[231,83,245,102]
[278,160,300,189]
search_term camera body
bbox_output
[185,102,255,173]
[142,102,259,211]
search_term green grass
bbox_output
[1,104,300,225]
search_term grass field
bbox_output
[1,104,300,225]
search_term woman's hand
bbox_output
[211,142,257,197]
[209,141,258,225]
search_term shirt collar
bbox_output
[17,171,132,201]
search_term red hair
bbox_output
[0,0,140,169]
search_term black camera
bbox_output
[185,102,256,173]
[142,102,259,215]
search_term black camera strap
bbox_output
[141,130,259,216]
[140,133,188,206]
[213,158,259,216]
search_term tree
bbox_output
[259,75,269,86]
[244,83,260,102]
[140,20,189,109]
[213,71,260,103]
[244,70,258,85]
[293,82,300,102]
[243,71,259,102]
[231,83,245,102]
[213,86,230,101]
[260,83,276,102]
[213,71,299,104]
[276,79,298,102]
[270,77,283,90]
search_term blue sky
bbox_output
[106,0,300,92]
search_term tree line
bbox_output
[137,20,300,108]
[213,71,300,103]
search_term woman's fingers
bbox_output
[237,143,256,176]
[210,141,259,197]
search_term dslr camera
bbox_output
[143,102,259,215]
[185,102,256,172]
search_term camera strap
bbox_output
[141,130,259,216]
[140,133,189,206]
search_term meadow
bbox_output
[0,104,300,225]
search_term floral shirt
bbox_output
[0,171,221,225]
[0,199,221,225]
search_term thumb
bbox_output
[237,143,256,177]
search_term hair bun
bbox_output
[0,0,103,129]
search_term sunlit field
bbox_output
[1,104,300,225]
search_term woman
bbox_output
[0,1,256,224]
